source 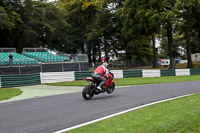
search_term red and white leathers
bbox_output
[94,65,112,78]
[92,64,112,90]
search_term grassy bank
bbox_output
[0,88,22,101]
[150,61,200,69]
[46,75,200,86]
[67,93,200,133]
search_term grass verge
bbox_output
[149,61,200,69]
[67,93,200,133]
[0,88,22,101]
[46,75,200,86]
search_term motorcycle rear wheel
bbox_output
[82,85,94,100]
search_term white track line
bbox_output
[53,93,196,133]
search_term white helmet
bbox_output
[103,62,108,68]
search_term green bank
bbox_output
[0,88,22,101]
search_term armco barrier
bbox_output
[175,69,190,76]
[40,72,75,83]
[160,69,175,77]
[1,73,41,88]
[75,71,92,80]
[142,70,160,77]
[111,70,123,78]
[123,70,142,78]
[74,70,123,80]
[1,68,200,88]
[40,70,123,83]
[190,68,200,75]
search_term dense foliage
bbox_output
[0,0,200,68]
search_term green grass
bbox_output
[67,93,200,133]
[46,75,200,86]
[0,88,22,101]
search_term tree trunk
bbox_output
[198,30,200,51]
[88,44,92,63]
[97,42,101,62]
[92,45,97,63]
[104,37,108,57]
[167,24,176,69]
[81,41,85,54]
[152,32,157,68]
[185,28,193,68]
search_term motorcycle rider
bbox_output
[101,57,106,63]
[92,62,112,91]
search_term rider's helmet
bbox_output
[102,62,108,68]
[101,57,106,63]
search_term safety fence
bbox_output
[0,73,41,88]
[0,62,89,75]
[0,68,200,88]
[74,70,123,80]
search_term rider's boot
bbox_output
[100,85,106,92]
[94,87,102,94]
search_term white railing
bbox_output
[175,69,190,76]
[143,70,161,77]
[40,72,75,83]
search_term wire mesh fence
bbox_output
[89,60,151,70]
[0,48,88,67]
[0,48,16,52]
[0,62,89,75]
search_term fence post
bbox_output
[79,63,81,71]
[40,62,43,72]
[62,62,64,72]
[18,65,21,75]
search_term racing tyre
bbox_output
[82,85,94,100]
[107,82,115,94]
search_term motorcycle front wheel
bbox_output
[107,82,115,94]
[82,85,94,100]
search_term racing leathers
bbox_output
[92,65,112,90]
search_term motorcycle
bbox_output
[82,72,115,100]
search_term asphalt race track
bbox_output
[0,81,200,133]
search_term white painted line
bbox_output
[53,93,196,133]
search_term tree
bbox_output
[159,34,186,59]
[192,0,200,51]
[176,0,197,68]
[158,0,178,69]
[0,0,70,52]
[117,0,153,65]
[57,0,99,63]
[0,0,22,49]
[133,0,161,67]
[21,0,70,50]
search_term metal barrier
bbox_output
[0,73,41,88]
[23,48,88,62]
[1,68,200,88]
[0,62,89,75]
[40,72,75,83]
[90,60,151,69]
[0,48,16,52]
[160,69,175,77]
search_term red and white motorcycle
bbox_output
[82,72,115,100]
